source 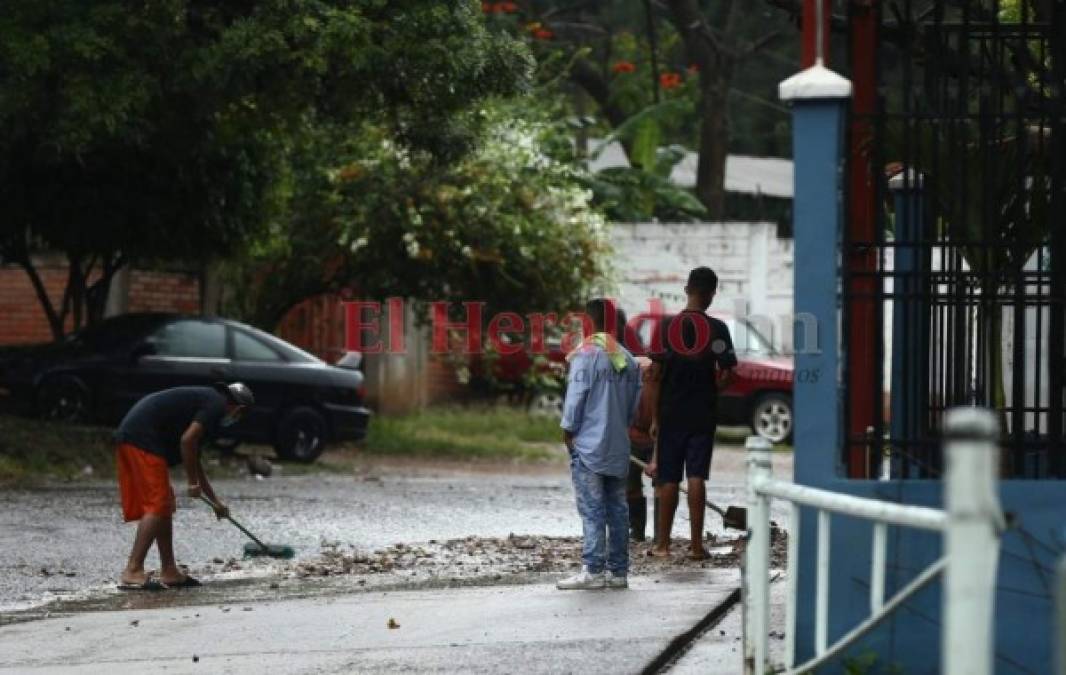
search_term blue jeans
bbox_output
[570,455,629,576]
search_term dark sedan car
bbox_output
[0,313,370,462]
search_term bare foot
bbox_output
[646,547,671,558]
[159,567,190,586]
[688,546,711,561]
[120,569,149,586]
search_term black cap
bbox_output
[213,382,255,406]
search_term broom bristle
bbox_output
[243,542,296,559]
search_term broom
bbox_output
[199,495,296,559]
[629,453,747,530]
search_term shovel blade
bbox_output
[723,507,747,531]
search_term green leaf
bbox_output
[630,117,660,171]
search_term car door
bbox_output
[130,319,233,398]
[227,326,288,442]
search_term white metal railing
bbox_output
[743,407,1005,675]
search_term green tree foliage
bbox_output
[482,0,797,219]
[226,112,611,329]
[0,0,530,339]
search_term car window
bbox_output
[146,320,226,359]
[234,330,284,362]
[237,325,321,364]
[728,318,776,356]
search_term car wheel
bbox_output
[528,391,563,418]
[274,407,327,463]
[38,376,90,423]
[750,393,793,445]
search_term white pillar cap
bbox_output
[779,63,853,101]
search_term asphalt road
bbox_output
[0,446,792,616]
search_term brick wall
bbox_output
[126,270,200,315]
[0,263,201,346]
[0,264,74,345]
[276,294,347,363]
[277,294,465,412]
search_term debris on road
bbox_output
[274,530,787,588]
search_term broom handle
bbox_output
[629,451,727,518]
[198,495,269,550]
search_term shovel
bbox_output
[199,495,296,559]
[629,454,747,530]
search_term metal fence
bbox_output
[842,0,1066,478]
[743,407,1005,674]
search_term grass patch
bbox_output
[0,405,563,484]
[0,414,253,484]
[362,406,562,461]
[0,414,116,484]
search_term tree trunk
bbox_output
[18,257,65,341]
[696,73,732,220]
[85,254,125,326]
[664,0,737,220]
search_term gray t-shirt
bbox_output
[114,386,227,466]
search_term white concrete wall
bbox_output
[607,222,795,351]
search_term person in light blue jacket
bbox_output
[558,298,642,590]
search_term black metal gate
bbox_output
[843,0,1066,478]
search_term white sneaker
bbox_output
[556,567,606,590]
[605,572,628,589]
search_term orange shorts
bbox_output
[116,443,175,522]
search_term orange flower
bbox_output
[533,28,554,40]
[496,1,518,12]
[612,61,636,74]
[482,2,494,12]
[659,72,682,90]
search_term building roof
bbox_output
[587,140,794,199]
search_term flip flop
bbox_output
[645,548,671,558]
[162,576,201,589]
[117,579,166,592]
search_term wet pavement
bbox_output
[0,445,793,669]
[0,457,580,614]
[0,568,741,674]
[0,445,793,644]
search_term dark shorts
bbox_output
[657,429,715,484]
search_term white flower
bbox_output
[349,236,368,253]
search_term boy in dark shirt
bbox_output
[114,383,253,589]
[645,267,737,559]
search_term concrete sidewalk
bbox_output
[0,569,739,674]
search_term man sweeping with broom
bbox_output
[114,382,253,590]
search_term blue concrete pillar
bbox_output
[779,64,852,668]
[889,172,929,474]
[780,66,853,484]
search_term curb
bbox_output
[639,585,743,674]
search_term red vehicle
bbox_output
[482,312,794,444]
[627,313,794,444]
